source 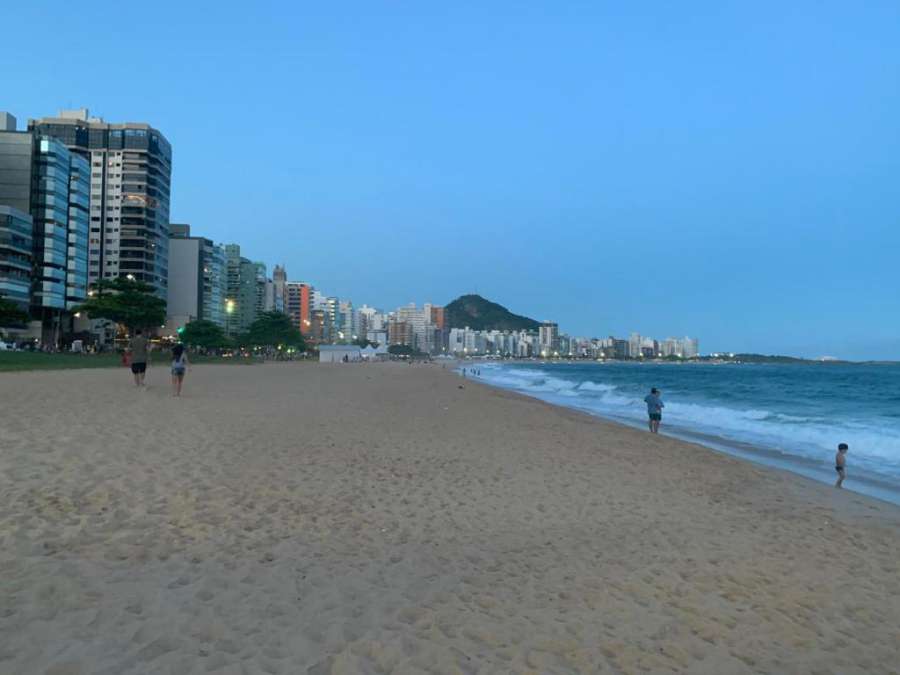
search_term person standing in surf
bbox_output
[835,443,848,488]
[644,387,664,433]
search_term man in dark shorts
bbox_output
[644,387,664,433]
[129,329,149,387]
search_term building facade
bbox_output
[224,244,259,335]
[65,149,90,309]
[539,321,560,355]
[29,109,172,296]
[0,121,90,341]
[0,205,33,310]
[253,261,267,317]
[271,265,287,313]
[285,281,312,334]
[167,224,226,330]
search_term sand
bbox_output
[0,361,898,675]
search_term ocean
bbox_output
[466,361,900,504]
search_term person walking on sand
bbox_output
[644,387,664,433]
[835,443,849,488]
[128,329,149,387]
[171,343,189,396]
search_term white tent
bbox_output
[318,345,362,363]
[360,344,389,361]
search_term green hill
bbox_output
[444,295,540,331]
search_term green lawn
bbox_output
[0,351,261,372]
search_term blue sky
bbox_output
[5,1,899,359]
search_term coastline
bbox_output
[1,362,898,673]
[462,361,900,507]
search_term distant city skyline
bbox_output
[3,1,899,359]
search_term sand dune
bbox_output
[1,361,898,674]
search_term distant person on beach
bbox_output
[644,387,664,433]
[171,343,189,396]
[835,443,848,488]
[129,329,149,387]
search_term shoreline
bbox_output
[461,364,900,507]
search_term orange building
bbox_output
[430,306,445,330]
[286,282,313,333]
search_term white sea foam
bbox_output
[469,363,900,478]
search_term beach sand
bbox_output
[1,361,898,674]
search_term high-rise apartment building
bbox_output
[682,337,700,358]
[31,138,83,312]
[430,305,445,330]
[28,109,172,296]
[253,261,267,317]
[0,205,33,310]
[325,297,341,341]
[388,319,412,347]
[628,332,643,358]
[397,303,430,352]
[309,308,328,343]
[339,300,354,340]
[224,244,258,335]
[167,224,226,329]
[285,281,312,333]
[0,120,90,341]
[65,150,90,309]
[539,321,560,355]
[271,265,287,313]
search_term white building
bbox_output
[538,322,559,355]
[682,337,700,358]
[312,289,327,311]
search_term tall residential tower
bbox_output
[28,109,172,296]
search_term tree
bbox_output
[76,277,166,330]
[388,344,414,356]
[246,311,306,350]
[180,319,229,350]
[0,298,29,327]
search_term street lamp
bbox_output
[225,299,235,314]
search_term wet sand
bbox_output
[1,361,898,674]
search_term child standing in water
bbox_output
[171,343,189,396]
[835,443,848,488]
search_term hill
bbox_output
[444,295,540,331]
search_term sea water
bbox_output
[468,361,900,504]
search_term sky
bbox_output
[5,1,899,359]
